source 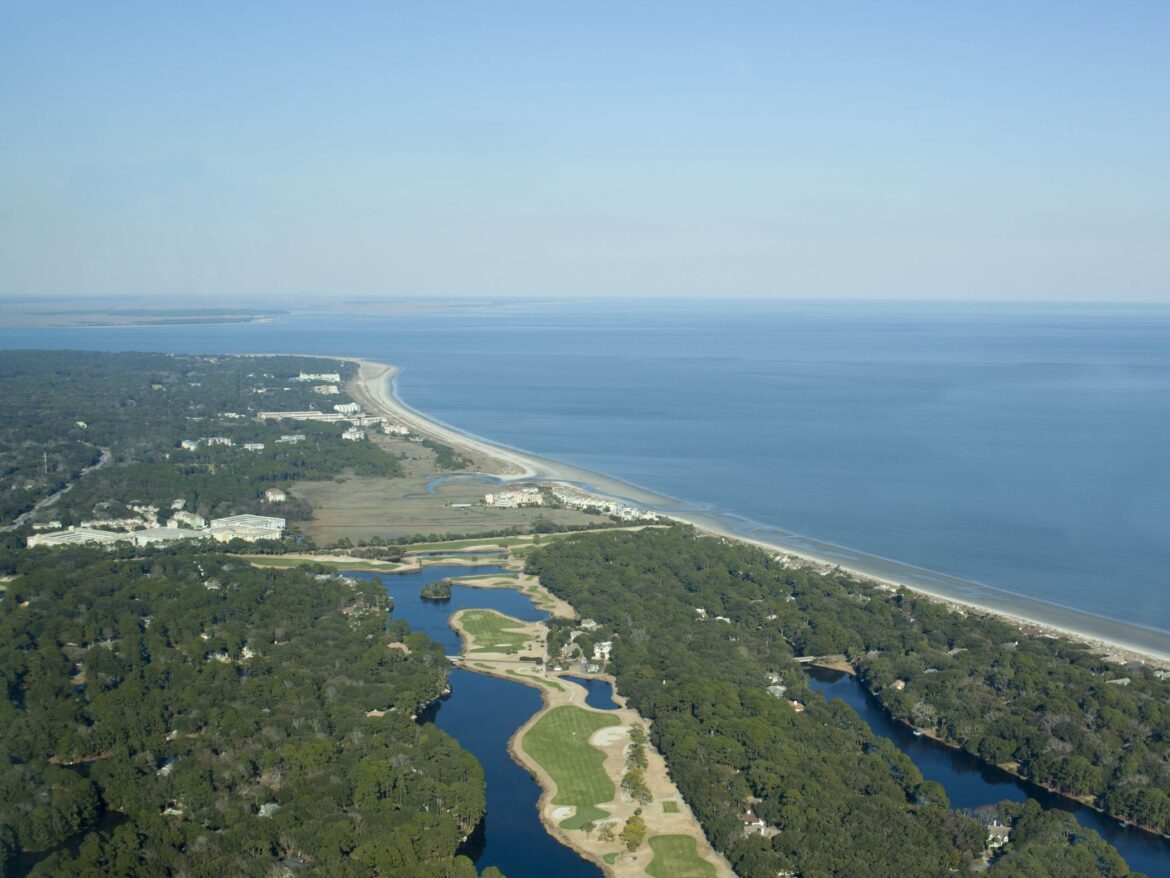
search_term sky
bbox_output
[1,2,1168,302]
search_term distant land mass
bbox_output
[0,304,287,328]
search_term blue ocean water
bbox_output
[3,299,1169,635]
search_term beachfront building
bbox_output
[259,410,348,423]
[548,486,657,521]
[27,528,123,549]
[483,487,544,508]
[382,421,410,436]
[341,428,366,441]
[333,402,362,415]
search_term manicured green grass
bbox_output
[522,705,620,830]
[459,609,530,653]
[662,800,680,813]
[602,852,619,865]
[454,572,520,582]
[646,835,715,878]
[505,670,564,691]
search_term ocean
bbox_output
[4,299,1169,641]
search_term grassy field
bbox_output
[646,836,715,878]
[522,705,620,830]
[459,609,531,653]
[662,800,680,813]
[506,670,565,691]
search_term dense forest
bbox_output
[0,547,494,877]
[527,527,1144,877]
[0,351,403,526]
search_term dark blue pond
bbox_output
[562,675,619,710]
[352,565,540,654]
[806,667,1170,876]
[353,566,601,878]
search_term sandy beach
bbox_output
[349,358,1170,668]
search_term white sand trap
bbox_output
[551,806,574,822]
[590,726,627,747]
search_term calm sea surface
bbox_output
[3,299,1169,634]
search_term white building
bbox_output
[180,439,200,451]
[382,421,410,436]
[167,511,207,529]
[132,527,199,547]
[264,488,288,503]
[260,411,347,422]
[209,514,285,531]
[296,371,341,383]
[243,442,265,452]
[593,641,614,662]
[206,437,234,447]
[333,402,362,415]
[341,428,366,441]
[276,434,306,444]
[208,514,286,543]
[484,487,544,508]
[312,384,339,395]
[27,528,123,548]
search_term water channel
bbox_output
[806,667,1170,876]
[355,566,602,878]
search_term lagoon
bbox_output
[358,566,601,878]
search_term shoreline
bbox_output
[346,357,1170,668]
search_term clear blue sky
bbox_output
[1,2,1167,301]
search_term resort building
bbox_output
[341,428,366,441]
[180,439,200,451]
[276,434,306,444]
[208,514,286,543]
[264,488,288,503]
[484,487,544,508]
[27,528,123,548]
[333,402,362,415]
[312,384,339,394]
[296,371,341,383]
[168,511,207,529]
[132,527,199,547]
